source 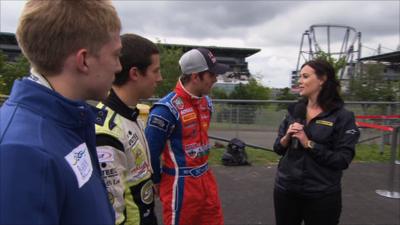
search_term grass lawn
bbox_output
[208,143,394,166]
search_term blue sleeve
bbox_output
[0,144,64,224]
[145,105,176,184]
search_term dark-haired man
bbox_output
[145,48,229,225]
[95,33,162,225]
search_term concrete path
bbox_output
[155,163,400,225]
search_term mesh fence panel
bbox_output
[1,95,399,149]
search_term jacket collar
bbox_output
[288,99,343,119]
[8,78,99,128]
[102,88,139,121]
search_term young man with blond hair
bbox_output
[0,0,122,224]
[95,33,162,225]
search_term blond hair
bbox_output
[16,0,121,76]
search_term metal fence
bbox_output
[1,95,399,149]
[142,99,400,150]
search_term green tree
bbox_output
[210,87,229,99]
[228,78,270,124]
[229,78,270,100]
[314,51,347,78]
[275,87,297,111]
[0,52,30,95]
[155,43,183,97]
[348,63,397,101]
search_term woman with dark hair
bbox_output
[273,59,360,225]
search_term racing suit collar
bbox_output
[175,80,203,103]
[102,88,139,121]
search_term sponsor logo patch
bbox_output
[65,143,93,188]
[316,120,333,127]
[127,131,139,147]
[200,114,209,120]
[148,115,169,132]
[199,105,208,111]
[184,143,210,158]
[172,97,184,110]
[141,180,154,205]
[180,107,194,115]
[182,112,197,122]
[97,146,115,163]
[345,129,358,134]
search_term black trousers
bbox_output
[274,188,342,225]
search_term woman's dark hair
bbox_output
[301,59,344,111]
[113,33,159,86]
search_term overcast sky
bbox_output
[1,1,399,88]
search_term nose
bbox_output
[156,73,163,84]
[298,76,303,85]
[212,74,217,84]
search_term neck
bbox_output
[307,97,319,109]
[181,80,201,97]
[112,85,138,107]
[46,73,86,101]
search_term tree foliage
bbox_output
[210,87,229,99]
[348,63,399,101]
[314,51,347,78]
[0,51,30,95]
[155,43,183,97]
[275,87,298,111]
[229,78,270,100]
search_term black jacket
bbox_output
[273,102,360,198]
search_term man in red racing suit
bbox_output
[145,48,229,225]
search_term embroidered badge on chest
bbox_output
[65,143,93,188]
[316,120,334,127]
[172,97,184,110]
[127,130,139,147]
[97,146,115,163]
[180,107,194,115]
[182,112,197,122]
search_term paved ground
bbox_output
[155,162,400,225]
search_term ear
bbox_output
[191,72,200,83]
[320,75,327,86]
[76,49,90,74]
[129,67,140,81]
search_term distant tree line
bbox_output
[0,49,398,103]
[315,51,399,102]
[211,78,271,100]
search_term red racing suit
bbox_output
[145,81,223,225]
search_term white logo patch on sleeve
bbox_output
[65,143,93,188]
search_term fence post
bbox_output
[235,104,239,138]
[396,131,400,165]
[376,126,400,199]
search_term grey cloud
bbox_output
[116,1,302,39]
[244,1,399,50]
